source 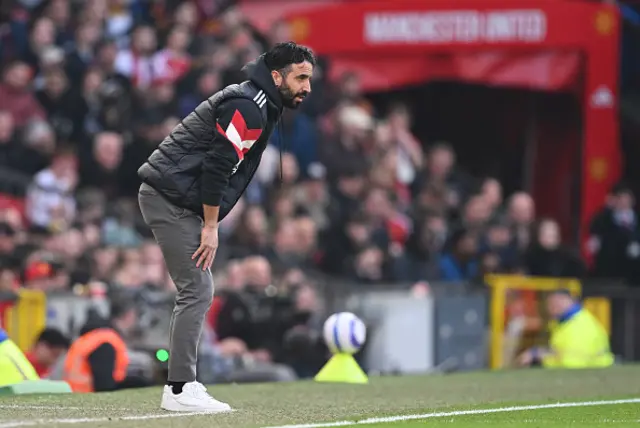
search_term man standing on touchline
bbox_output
[137,42,315,412]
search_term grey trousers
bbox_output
[138,183,213,382]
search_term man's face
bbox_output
[94,133,123,170]
[616,192,634,211]
[429,148,454,179]
[458,235,477,256]
[273,61,313,109]
[4,64,31,90]
[547,294,572,318]
[133,27,156,54]
[34,343,64,366]
[120,309,138,334]
[0,223,16,254]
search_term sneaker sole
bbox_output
[160,400,233,413]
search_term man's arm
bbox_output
[200,97,264,227]
[87,343,117,392]
[193,98,264,270]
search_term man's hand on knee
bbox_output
[192,225,219,271]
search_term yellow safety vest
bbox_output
[543,308,614,369]
[0,338,40,387]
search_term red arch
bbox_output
[286,0,620,258]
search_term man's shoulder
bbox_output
[216,81,267,110]
[215,83,268,125]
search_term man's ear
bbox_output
[271,70,282,87]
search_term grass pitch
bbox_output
[1,366,639,427]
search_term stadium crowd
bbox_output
[0,0,639,383]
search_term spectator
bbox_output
[0,110,37,177]
[292,163,330,231]
[25,327,70,377]
[22,16,56,71]
[19,120,56,174]
[320,104,372,178]
[480,220,518,272]
[153,25,192,84]
[47,0,73,47]
[114,25,160,90]
[588,184,640,281]
[412,142,468,211]
[0,327,40,387]
[507,192,536,251]
[525,219,586,278]
[481,177,503,215]
[327,166,367,229]
[437,229,480,281]
[517,289,614,369]
[0,61,46,127]
[25,147,77,232]
[271,109,319,174]
[0,223,18,271]
[388,103,423,186]
[104,0,135,47]
[269,219,307,270]
[35,67,76,139]
[459,194,493,234]
[80,131,124,198]
[64,21,101,82]
[215,256,278,360]
[227,204,269,258]
[178,69,221,118]
[400,212,447,281]
[23,258,69,291]
[352,245,387,283]
[63,299,151,392]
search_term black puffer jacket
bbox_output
[138,55,283,220]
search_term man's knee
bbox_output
[175,269,214,312]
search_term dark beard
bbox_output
[279,85,302,109]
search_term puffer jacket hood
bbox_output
[242,54,283,112]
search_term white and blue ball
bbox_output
[323,312,366,355]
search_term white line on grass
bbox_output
[0,405,92,410]
[0,410,231,427]
[263,398,640,428]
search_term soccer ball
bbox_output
[322,312,366,355]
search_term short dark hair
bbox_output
[429,142,454,155]
[611,182,633,197]
[110,298,136,321]
[263,42,316,76]
[37,328,70,349]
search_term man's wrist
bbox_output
[204,223,219,230]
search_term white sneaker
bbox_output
[161,381,232,413]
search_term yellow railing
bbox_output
[3,289,47,351]
[485,275,610,370]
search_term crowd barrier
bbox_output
[0,275,637,371]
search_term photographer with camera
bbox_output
[206,257,325,382]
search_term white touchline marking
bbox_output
[0,410,233,427]
[262,398,640,428]
[0,405,97,410]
